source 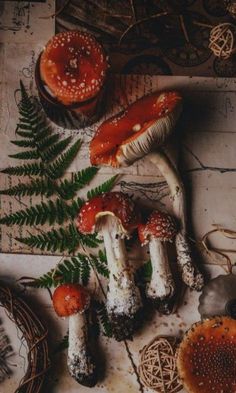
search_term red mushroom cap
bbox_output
[76,192,140,235]
[177,316,236,393]
[52,284,90,317]
[90,91,182,167]
[40,31,108,105]
[138,210,177,245]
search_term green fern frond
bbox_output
[90,253,109,278]
[66,197,85,218]
[41,136,72,162]
[9,149,39,160]
[0,197,76,226]
[46,139,82,179]
[87,175,119,200]
[98,249,107,264]
[11,138,36,148]
[76,230,102,249]
[135,260,152,286]
[57,167,99,199]
[16,223,100,253]
[22,253,95,289]
[0,178,54,198]
[94,301,112,337]
[15,129,34,138]
[37,133,60,151]
[34,126,52,142]
[1,162,44,176]
[54,334,69,353]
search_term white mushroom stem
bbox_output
[148,150,204,290]
[68,312,95,384]
[147,237,175,300]
[99,214,142,317]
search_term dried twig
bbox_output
[200,225,236,274]
[39,0,71,20]
[0,283,50,393]
[119,12,168,44]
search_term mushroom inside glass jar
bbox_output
[76,192,143,341]
[90,91,204,291]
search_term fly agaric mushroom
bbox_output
[76,192,142,341]
[39,31,108,107]
[138,210,177,314]
[90,91,204,291]
[177,316,236,393]
[52,284,97,387]
[36,31,108,128]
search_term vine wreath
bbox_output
[0,281,50,393]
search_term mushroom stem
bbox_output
[100,215,142,341]
[148,150,204,290]
[147,237,175,312]
[68,312,97,387]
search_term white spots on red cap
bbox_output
[76,192,139,234]
[40,30,108,105]
[139,210,177,244]
[177,317,236,392]
[132,124,141,132]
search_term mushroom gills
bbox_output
[118,104,182,167]
[100,214,142,340]
[147,237,175,313]
[68,312,97,387]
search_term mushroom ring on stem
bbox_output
[52,284,97,387]
[138,210,177,314]
[76,192,143,341]
[90,91,204,291]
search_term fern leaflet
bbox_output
[46,139,82,180]
[16,224,100,253]
[0,178,54,198]
[0,162,44,176]
[87,175,119,199]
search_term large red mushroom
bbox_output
[52,284,97,387]
[76,192,142,341]
[138,210,177,314]
[90,91,204,291]
[177,316,236,393]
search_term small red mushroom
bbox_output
[52,284,97,387]
[138,210,177,314]
[76,192,142,341]
[40,31,108,106]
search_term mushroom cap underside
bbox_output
[40,31,108,105]
[138,210,177,245]
[76,192,140,234]
[53,284,90,317]
[90,91,182,167]
[177,316,236,393]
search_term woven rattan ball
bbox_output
[228,3,236,19]
[209,23,236,59]
[138,336,182,393]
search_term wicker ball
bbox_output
[209,23,236,59]
[228,3,236,19]
[138,336,182,393]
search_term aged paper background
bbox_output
[0,2,236,393]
